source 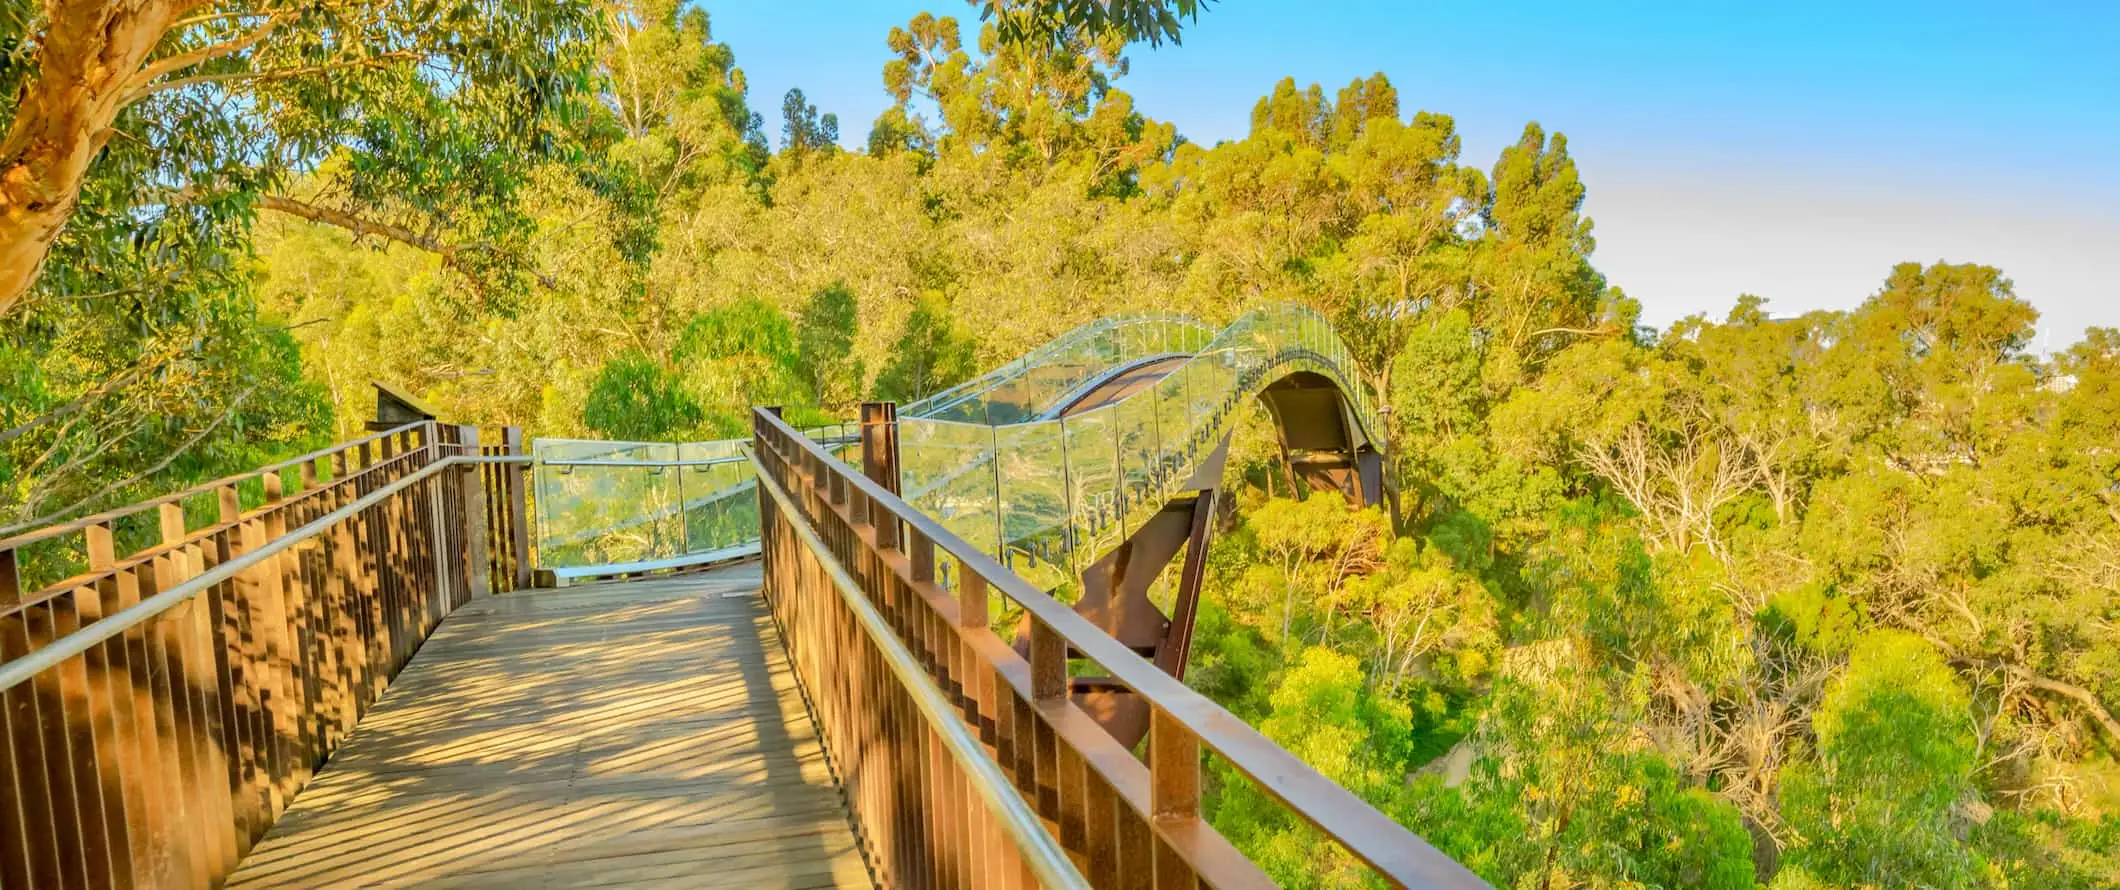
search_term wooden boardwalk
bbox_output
[224,565,873,889]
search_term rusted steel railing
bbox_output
[0,422,529,889]
[752,407,1486,889]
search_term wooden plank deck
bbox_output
[224,565,874,889]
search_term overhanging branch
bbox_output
[121,16,285,105]
[258,195,559,289]
[124,52,422,105]
[258,193,452,254]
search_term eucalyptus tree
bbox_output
[0,0,599,528]
[0,0,603,315]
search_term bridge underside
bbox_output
[1030,366,1382,746]
[223,565,870,889]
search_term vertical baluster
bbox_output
[6,575,90,890]
[1115,806,1153,890]
[73,529,137,888]
[344,448,384,711]
[126,539,208,890]
[216,484,268,834]
[289,468,328,767]
[372,437,400,671]
[1027,618,1063,821]
[298,463,341,755]
[158,504,239,877]
[45,582,112,890]
[259,474,314,797]
[503,427,527,592]
[222,486,286,824]
[457,426,492,603]
[364,440,402,683]
[958,567,995,745]
[1056,744,1087,854]
[0,547,45,889]
[1084,773,1119,888]
[194,508,256,855]
[125,559,203,889]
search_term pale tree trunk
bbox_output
[0,0,190,317]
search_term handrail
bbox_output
[757,408,1485,887]
[752,452,1090,890]
[0,454,517,692]
[0,420,436,551]
[901,314,1214,421]
[542,456,748,469]
[1030,351,1194,421]
[544,543,760,586]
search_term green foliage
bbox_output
[1969,808,2120,889]
[873,291,979,402]
[780,87,840,165]
[677,298,799,366]
[794,282,864,405]
[1398,646,1758,889]
[582,351,702,441]
[1208,646,1421,888]
[976,0,1209,50]
[0,291,332,534]
[2,0,601,527]
[1759,583,1867,657]
[672,298,809,435]
[1780,631,1982,887]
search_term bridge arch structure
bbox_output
[888,307,1384,743]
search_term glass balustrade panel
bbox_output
[993,421,1071,593]
[1058,404,1124,564]
[898,418,1002,578]
[677,439,758,555]
[533,439,684,568]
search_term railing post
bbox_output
[456,426,493,600]
[1148,705,1202,888]
[860,401,901,496]
[860,402,901,552]
[502,427,533,590]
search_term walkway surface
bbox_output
[224,565,873,889]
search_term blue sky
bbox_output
[709,1,2120,348]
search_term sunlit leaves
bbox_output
[1780,631,1982,887]
[976,0,1207,51]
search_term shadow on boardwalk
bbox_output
[224,565,873,889]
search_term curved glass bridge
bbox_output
[0,305,1481,889]
[535,305,1383,594]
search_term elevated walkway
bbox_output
[1,308,1483,889]
[225,565,869,888]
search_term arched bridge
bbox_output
[0,307,1483,888]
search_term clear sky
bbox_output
[709,1,2120,349]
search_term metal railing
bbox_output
[753,408,1483,889]
[752,449,1086,889]
[0,424,529,889]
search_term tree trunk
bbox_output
[0,0,183,317]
